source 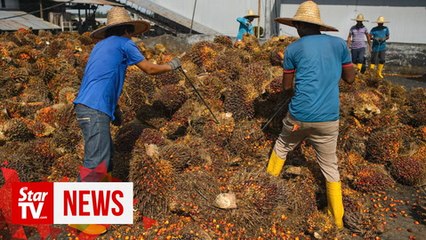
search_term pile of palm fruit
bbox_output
[0,29,425,239]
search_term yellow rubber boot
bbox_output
[369,63,376,70]
[356,63,362,71]
[326,181,344,229]
[377,64,384,79]
[69,224,107,235]
[266,150,285,177]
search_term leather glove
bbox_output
[111,106,123,126]
[168,58,181,70]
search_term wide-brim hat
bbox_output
[90,7,150,39]
[373,16,389,23]
[275,1,338,32]
[352,13,368,22]
[244,9,259,18]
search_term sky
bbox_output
[97,5,112,13]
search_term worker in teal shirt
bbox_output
[266,1,355,229]
[236,9,259,41]
[369,16,390,79]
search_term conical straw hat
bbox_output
[275,1,338,32]
[244,9,259,18]
[352,13,368,22]
[373,16,389,23]
[90,7,150,39]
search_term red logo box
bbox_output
[12,182,54,224]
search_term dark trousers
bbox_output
[371,50,386,64]
[75,104,113,181]
[351,47,366,64]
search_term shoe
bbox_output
[326,181,344,229]
[266,150,285,177]
[377,64,385,79]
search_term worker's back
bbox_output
[284,34,351,122]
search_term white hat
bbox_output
[352,14,368,22]
[373,16,389,23]
[244,9,259,18]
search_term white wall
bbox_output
[279,4,426,44]
[136,1,426,44]
[150,0,265,37]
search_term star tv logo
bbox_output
[11,182,133,224]
[12,182,54,224]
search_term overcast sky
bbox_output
[97,5,112,13]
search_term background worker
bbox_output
[347,13,371,72]
[267,0,355,229]
[72,7,180,235]
[236,9,259,41]
[369,16,390,79]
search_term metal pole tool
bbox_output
[178,67,220,124]
[261,97,290,131]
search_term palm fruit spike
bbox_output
[188,41,221,72]
[129,145,175,219]
[223,84,255,121]
[390,148,426,186]
[213,35,233,48]
[352,165,394,193]
[152,84,188,116]
[160,143,196,172]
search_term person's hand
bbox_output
[168,58,181,70]
[376,38,385,43]
[112,106,123,126]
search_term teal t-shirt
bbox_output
[74,36,144,120]
[283,34,351,122]
[370,26,389,52]
[236,17,254,40]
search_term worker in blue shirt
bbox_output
[72,7,180,235]
[369,16,390,79]
[236,9,259,41]
[267,1,355,229]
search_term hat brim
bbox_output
[90,20,151,39]
[244,14,259,18]
[352,19,368,22]
[373,21,389,23]
[275,17,338,32]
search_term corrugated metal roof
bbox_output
[53,0,122,6]
[0,11,61,31]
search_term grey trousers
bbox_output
[273,113,340,182]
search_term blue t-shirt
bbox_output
[236,17,254,40]
[283,34,352,122]
[370,26,389,52]
[74,36,144,120]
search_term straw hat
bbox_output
[275,1,338,32]
[373,16,389,23]
[244,9,259,18]
[352,13,368,22]
[90,7,150,39]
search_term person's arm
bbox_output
[366,31,372,52]
[346,32,352,48]
[342,63,355,84]
[385,27,390,40]
[282,70,295,100]
[136,59,172,75]
[136,58,181,75]
[236,17,248,25]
